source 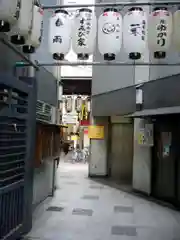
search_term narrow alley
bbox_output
[27,160,180,240]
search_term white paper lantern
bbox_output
[172,9,180,51]
[49,9,72,60]
[72,8,97,60]
[148,7,172,59]
[0,0,20,32]
[23,3,43,54]
[75,96,83,113]
[65,96,73,113]
[10,0,34,45]
[98,8,122,61]
[123,7,147,60]
[85,97,91,112]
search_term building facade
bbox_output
[90,0,180,207]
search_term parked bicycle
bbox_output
[71,147,89,163]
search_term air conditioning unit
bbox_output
[36,100,52,123]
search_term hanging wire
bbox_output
[15,61,180,67]
[42,1,180,10]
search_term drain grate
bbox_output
[72,208,93,216]
[60,176,74,179]
[82,195,99,200]
[111,226,137,236]
[64,181,78,185]
[46,206,64,212]
[114,205,134,213]
[89,185,104,189]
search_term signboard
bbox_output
[62,113,78,124]
[138,129,145,145]
[71,135,78,141]
[138,124,153,146]
[88,125,104,139]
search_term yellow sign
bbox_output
[71,135,78,141]
[88,125,104,139]
[138,130,145,145]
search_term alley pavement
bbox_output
[27,161,180,240]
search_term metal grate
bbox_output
[111,226,137,236]
[82,195,99,200]
[0,74,34,240]
[72,208,93,216]
[0,186,24,238]
[46,206,64,212]
[114,206,134,213]
[0,86,28,189]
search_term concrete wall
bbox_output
[110,122,133,183]
[33,159,54,207]
[89,117,109,176]
[133,119,152,194]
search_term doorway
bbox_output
[152,117,176,204]
[109,122,134,185]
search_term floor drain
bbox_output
[111,226,137,236]
[60,176,73,179]
[114,205,134,213]
[72,208,93,216]
[89,185,104,189]
[46,206,64,212]
[64,181,78,185]
[82,195,99,200]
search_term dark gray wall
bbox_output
[92,86,136,116]
[36,67,58,106]
[0,33,28,75]
[142,74,180,110]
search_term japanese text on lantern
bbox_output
[53,35,62,43]
[77,13,92,47]
[156,19,167,47]
[85,12,92,35]
[115,14,120,39]
[141,20,146,40]
[130,23,141,36]
[130,20,146,40]
[78,17,86,46]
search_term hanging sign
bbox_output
[138,124,153,146]
[88,125,104,139]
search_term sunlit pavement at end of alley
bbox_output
[26,160,180,240]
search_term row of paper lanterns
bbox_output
[0,0,43,54]
[49,7,180,60]
[1,1,180,60]
[64,96,91,113]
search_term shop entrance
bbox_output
[152,116,180,206]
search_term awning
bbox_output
[128,106,180,118]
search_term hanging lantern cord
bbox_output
[42,1,180,9]
[15,61,180,67]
